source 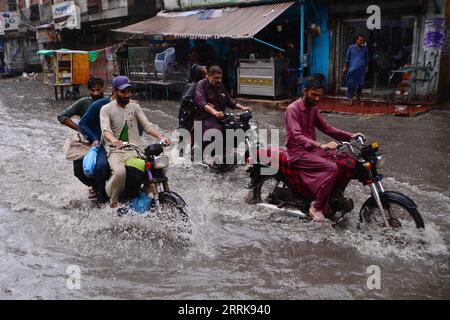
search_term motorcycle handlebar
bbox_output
[224,110,252,117]
[337,137,366,155]
[110,141,136,150]
[111,141,169,149]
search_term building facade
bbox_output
[0,0,159,75]
[159,0,449,103]
[328,0,449,103]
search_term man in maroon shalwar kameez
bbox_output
[285,78,364,221]
[194,65,251,159]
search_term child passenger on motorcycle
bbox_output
[284,77,365,222]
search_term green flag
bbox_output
[118,121,129,142]
[88,51,100,63]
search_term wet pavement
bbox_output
[0,78,449,299]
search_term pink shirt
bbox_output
[285,98,353,163]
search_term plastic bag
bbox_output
[82,146,98,177]
[130,192,153,214]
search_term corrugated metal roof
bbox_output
[113,2,295,39]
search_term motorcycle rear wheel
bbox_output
[256,176,281,203]
[360,199,424,229]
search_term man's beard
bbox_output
[305,97,318,107]
[117,96,130,106]
[92,94,104,101]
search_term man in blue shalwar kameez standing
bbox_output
[343,34,369,105]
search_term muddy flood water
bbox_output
[0,78,449,299]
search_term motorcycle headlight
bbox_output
[153,155,169,169]
[250,121,258,131]
[376,155,385,169]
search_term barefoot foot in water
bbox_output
[309,206,326,222]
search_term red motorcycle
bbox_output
[245,137,425,229]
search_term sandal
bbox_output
[88,188,97,199]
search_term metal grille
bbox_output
[125,59,154,81]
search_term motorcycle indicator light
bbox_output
[363,162,372,170]
[376,155,385,169]
[371,142,379,149]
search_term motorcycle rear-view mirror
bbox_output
[240,111,252,123]
[145,143,164,157]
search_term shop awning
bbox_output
[36,48,99,62]
[112,2,295,39]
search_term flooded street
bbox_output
[0,78,449,299]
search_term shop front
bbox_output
[113,1,332,99]
[338,17,415,95]
[329,0,448,103]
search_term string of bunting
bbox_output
[88,34,138,62]
[36,34,137,63]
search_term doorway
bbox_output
[339,17,416,97]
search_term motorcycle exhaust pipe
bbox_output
[256,203,308,219]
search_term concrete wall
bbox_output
[87,0,128,21]
[4,37,40,73]
[414,0,448,100]
[437,0,450,102]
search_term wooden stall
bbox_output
[38,49,90,100]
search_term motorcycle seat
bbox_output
[256,147,313,199]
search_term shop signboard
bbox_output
[36,26,62,44]
[0,11,19,32]
[52,1,81,29]
[165,0,262,10]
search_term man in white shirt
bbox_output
[100,76,170,207]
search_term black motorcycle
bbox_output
[199,110,255,170]
[115,142,188,223]
[246,137,425,229]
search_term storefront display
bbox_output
[238,58,288,98]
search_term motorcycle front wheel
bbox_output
[359,196,424,229]
[156,198,189,223]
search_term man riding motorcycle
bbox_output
[194,65,251,163]
[99,76,170,208]
[285,77,364,222]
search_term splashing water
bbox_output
[0,80,449,299]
